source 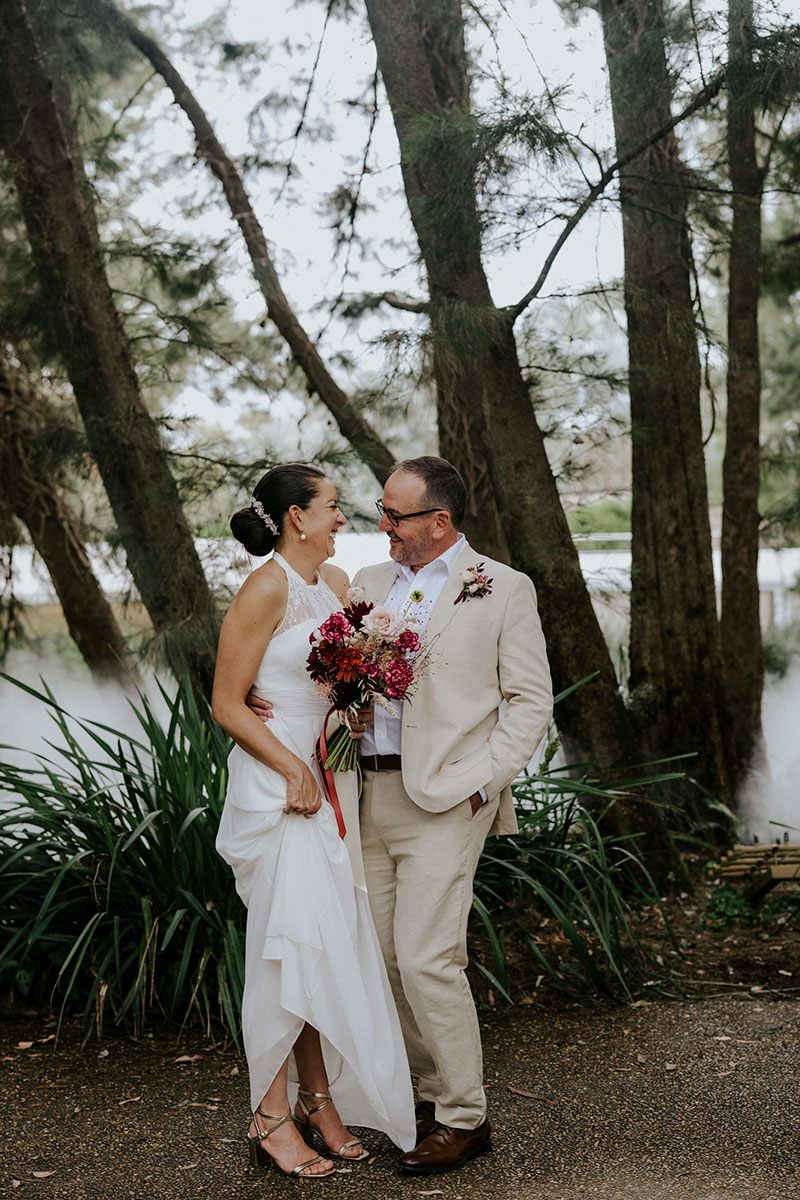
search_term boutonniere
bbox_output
[454,563,493,604]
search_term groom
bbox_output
[350,456,553,1174]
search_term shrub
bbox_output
[472,765,674,1001]
[0,676,243,1041]
[0,676,675,1039]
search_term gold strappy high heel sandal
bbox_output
[247,1106,334,1177]
[295,1088,370,1161]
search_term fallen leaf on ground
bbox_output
[36,1035,56,1044]
[778,970,793,977]
[15,1041,34,1050]
[637,1053,646,1063]
[712,1035,731,1041]
[230,1065,239,1076]
[119,1096,141,1105]
[507,1085,550,1100]
[1,1056,16,1063]
[418,1192,444,1196]
[11,1181,21,1188]
[32,1171,56,1178]
[174,1054,202,1065]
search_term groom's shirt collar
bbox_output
[393,533,466,585]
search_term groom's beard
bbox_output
[386,527,437,569]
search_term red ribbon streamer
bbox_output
[316,707,347,840]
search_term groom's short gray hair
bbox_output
[395,456,467,527]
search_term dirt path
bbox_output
[1,993,797,1200]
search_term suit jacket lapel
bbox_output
[362,561,397,604]
[420,541,475,645]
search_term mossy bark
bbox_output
[600,0,737,811]
[721,0,766,782]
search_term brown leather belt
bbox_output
[361,753,402,772]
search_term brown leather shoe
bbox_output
[398,1118,492,1174]
[415,1100,436,1144]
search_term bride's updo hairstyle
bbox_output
[230,463,328,556]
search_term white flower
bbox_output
[362,604,405,637]
[461,569,475,584]
[346,585,366,603]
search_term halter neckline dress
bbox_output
[216,552,415,1150]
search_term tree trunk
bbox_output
[0,355,135,684]
[599,0,737,808]
[0,0,219,697]
[93,0,398,489]
[363,0,680,878]
[721,0,766,780]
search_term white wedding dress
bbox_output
[215,553,416,1151]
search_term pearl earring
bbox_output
[300,533,307,541]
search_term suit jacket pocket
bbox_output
[438,744,493,781]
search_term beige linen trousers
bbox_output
[353,542,553,1129]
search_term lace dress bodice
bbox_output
[250,552,341,719]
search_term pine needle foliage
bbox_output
[402,103,568,247]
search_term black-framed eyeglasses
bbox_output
[375,499,441,528]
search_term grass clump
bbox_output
[472,762,678,1002]
[0,675,243,1042]
[702,882,800,931]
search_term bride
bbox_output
[212,463,416,1178]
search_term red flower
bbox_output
[344,600,373,630]
[334,648,364,682]
[318,611,355,641]
[384,659,414,698]
[397,629,420,653]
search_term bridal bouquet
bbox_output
[307,594,421,773]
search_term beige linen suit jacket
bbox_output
[353,541,553,835]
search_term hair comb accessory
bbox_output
[251,496,279,536]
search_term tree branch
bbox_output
[505,69,727,324]
[380,291,430,314]
[276,0,337,202]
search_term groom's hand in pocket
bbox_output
[245,690,273,723]
[469,792,485,817]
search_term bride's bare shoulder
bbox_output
[229,559,288,614]
[319,562,349,602]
